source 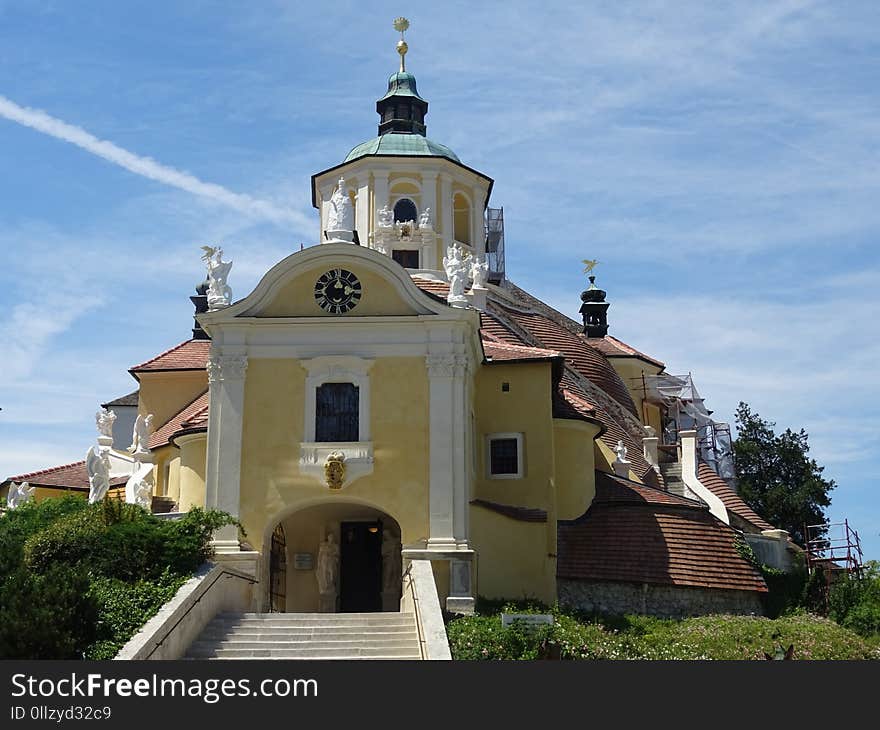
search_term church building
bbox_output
[2,20,798,620]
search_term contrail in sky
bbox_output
[0,94,303,227]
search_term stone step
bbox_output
[198,628,419,641]
[190,638,420,652]
[188,646,422,659]
[185,654,421,661]
[210,618,415,629]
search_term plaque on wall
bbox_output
[293,553,314,570]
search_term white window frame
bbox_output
[486,432,525,480]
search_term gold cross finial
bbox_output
[393,17,410,72]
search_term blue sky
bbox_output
[0,1,877,559]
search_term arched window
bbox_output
[393,198,418,223]
[453,193,471,245]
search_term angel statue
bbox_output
[443,244,469,306]
[126,461,155,509]
[201,245,233,310]
[6,481,35,510]
[86,445,112,504]
[96,407,116,439]
[128,413,154,455]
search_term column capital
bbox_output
[426,353,469,378]
[207,354,249,383]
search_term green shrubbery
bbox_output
[0,496,237,659]
[446,601,879,660]
[829,562,880,638]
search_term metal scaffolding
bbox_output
[485,206,505,284]
[805,519,864,577]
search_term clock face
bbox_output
[314,269,362,314]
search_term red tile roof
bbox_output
[150,391,209,449]
[489,302,638,416]
[471,499,547,523]
[557,472,767,593]
[130,340,211,374]
[586,335,665,369]
[698,463,773,532]
[4,461,128,490]
[410,276,450,301]
[483,340,562,363]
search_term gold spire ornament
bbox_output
[582,258,600,275]
[393,16,410,72]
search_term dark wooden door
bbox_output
[339,521,382,612]
[269,524,287,612]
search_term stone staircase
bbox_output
[186,612,423,660]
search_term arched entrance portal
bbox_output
[266,502,403,614]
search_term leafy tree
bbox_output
[733,402,834,547]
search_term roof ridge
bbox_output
[6,459,87,481]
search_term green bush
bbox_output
[0,564,98,659]
[0,496,239,659]
[829,562,880,637]
[86,569,187,660]
[447,603,879,660]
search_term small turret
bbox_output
[580,275,610,338]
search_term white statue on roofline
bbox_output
[96,407,116,439]
[126,462,155,509]
[418,207,433,230]
[6,481,35,510]
[326,177,355,238]
[201,245,233,311]
[377,204,393,228]
[86,446,112,503]
[443,244,469,307]
[128,413,154,456]
[471,254,489,289]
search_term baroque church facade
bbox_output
[2,23,798,619]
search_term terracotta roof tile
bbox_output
[557,471,767,593]
[4,460,128,490]
[149,391,209,449]
[130,340,211,373]
[489,303,638,416]
[482,340,562,363]
[585,335,665,369]
[698,463,774,532]
[471,499,547,523]
[410,276,450,301]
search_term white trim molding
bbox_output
[299,356,374,488]
[485,432,525,480]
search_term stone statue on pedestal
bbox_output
[471,254,489,289]
[86,445,112,503]
[96,407,116,439]
[316,534,340,611]
[126,461,155,509]
[201,246,233,310]
[443,244,469,307]
[128,413,154,455]
[326,178,354,238]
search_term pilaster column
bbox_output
[440,173,453,250]
[356,180,370,245]
[374,170,390,215]
[205,353,248,552]
[426,353,470,548]
[472,184,484,254]
[421,173,438,268]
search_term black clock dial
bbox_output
[314,269,362,314]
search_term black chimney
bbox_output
[191,280,210,340]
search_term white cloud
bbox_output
[0,94,311,231]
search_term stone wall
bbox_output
[558,579,764,619]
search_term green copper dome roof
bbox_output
[343,133,460,164]
[378,72,426,102]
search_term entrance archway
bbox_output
[264,501,403,614]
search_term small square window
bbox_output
[487,433,524,479]
[392,249,420,268]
